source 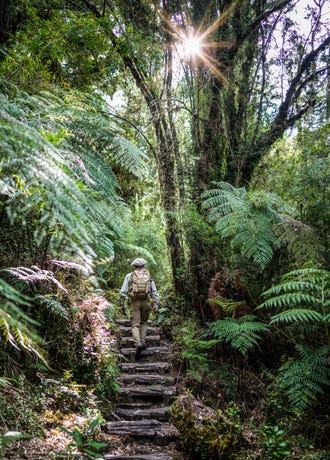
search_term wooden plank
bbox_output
[120,362,171,374]
[116,319,154,327]
[105,419,179,440]
[120,347,169,358]
[118,385,176,398]
[120,336,161,347]
[117,326,160,337]
[114,406,170,421]
[119,374,175,385]
[105,454,173,460]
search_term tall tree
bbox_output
[2,0,329,302]
[72,0,329,296]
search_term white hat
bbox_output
[131,258,147,267]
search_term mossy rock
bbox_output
[170,394,247,459]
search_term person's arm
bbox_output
[150,279,159,312]
[119,273,131,314]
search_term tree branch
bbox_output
[271,35,330,135]
[80,0,101,17]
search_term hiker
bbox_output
[119,258,159,360]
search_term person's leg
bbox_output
[140,299,151,347]
[130,300,141,347]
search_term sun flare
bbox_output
[181,34,203,59]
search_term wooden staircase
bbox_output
[104,319,182,460]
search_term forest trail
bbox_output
[103,319,184,460]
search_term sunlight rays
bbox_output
[161,0,240,82]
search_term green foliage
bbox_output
[0,277,46,361]
[259,268,330,411]
[0,432,32,459]
[0,81,147,269]
[0,8,120,91]
[202,181,321,271]
[0,376,45,435]
[208,315,269,355]
[262,425,291,459]
[173,319,218,385]
[202,182,282,270]
[259,268,330,343]
[276,345,330,411]
[34,295,69,321]
[171,394,246,460]
[252,129,330,261]
[59,407,106,459]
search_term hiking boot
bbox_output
[141,343,148,350]
[135,344,144,361]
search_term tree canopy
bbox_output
[0,1,329,457]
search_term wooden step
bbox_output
[120,347,169,361]
[120,335,161,347]
[117,326,160,337]
[116,319,154,327]
[104,419,179,445]
[105,453,174,459]
[117,385,176,404]
[118,385,176,399]
[114,406,170,421]
[120,362,171,374]
[119,374,175,386]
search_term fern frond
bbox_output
[270,309,323,324]
[278,345,330,411]
[259,292,320,309]
[34,295,69,320]
[202,182,288,270]
[207,297,244,314]
[0,317,18,349]
[262,281,321,297]
[112,135,149,179]
[0,278,46,361]
[1,82,147,269]
[208,315,269,355]
[323,312,330,323]
[4,267,68,293]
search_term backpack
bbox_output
[129,268,151,300]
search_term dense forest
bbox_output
[0,0,329,458]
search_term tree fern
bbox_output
[276,345,330,411]
[202,182,320,270]
[208,315,269,355]
[0,80,148,268]
[0,278,46,361]
[258,268,330,411]
[34,295,69,321]
[259,267,329,345]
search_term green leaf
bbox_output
[270,309,324,324]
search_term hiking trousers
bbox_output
[130,298,151,347]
